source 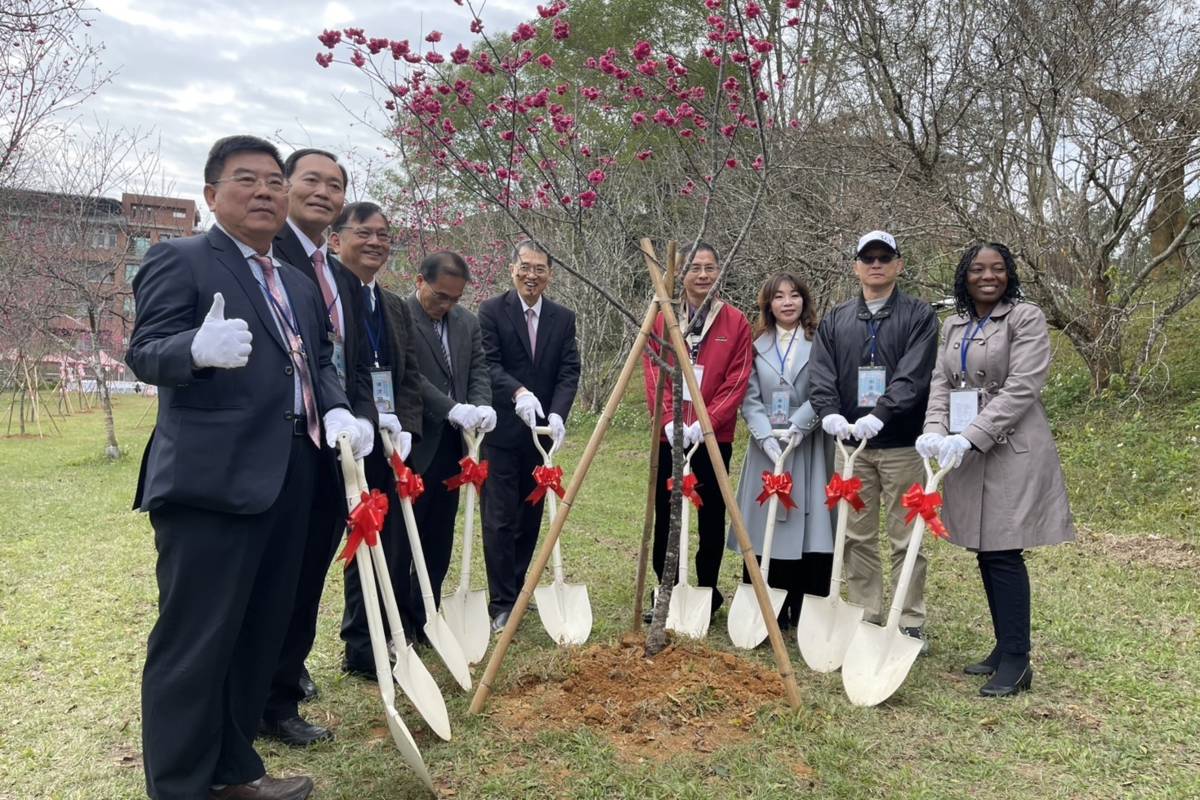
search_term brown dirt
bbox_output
[491,633,785,762]
[1079,526,1200,571]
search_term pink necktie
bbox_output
[254,256,320,447]
[526,307,537,360]
[311,249,341,339]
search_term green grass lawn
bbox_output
[0,368,1197,799]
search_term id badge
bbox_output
[857,366,886,407]
[769,388,791,427]
[371,369,395,414]
[949,388,981,433]
[682,364,705,403]
[331,337,346,385]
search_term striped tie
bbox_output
[311,249,341,339]
[253,256,320,447]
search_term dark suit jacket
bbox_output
[478,289,580,450]
[273,223,376,424]
[380,287,424,440]
[403,293,491,473]
[126,227,349,514]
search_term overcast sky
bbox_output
[86,0,538,220]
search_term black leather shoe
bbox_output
[341,658,375,680]
[964,646,1001,676]
[490,610,511,635]
[259,715,333,747]
[210,774,314,799]
[298,666,319,703]
[980,659,1033,697]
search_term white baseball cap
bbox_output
[855,230,900,258]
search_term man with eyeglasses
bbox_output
[477,241,580,634]
[127,135,373,800]
[259,150,381,747]
[809,230,939,653]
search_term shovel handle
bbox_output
[834,435,869,478]
[462,427,485,460]
[769,428,799,475]
[531,424,557,462]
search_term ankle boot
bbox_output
[980,653,1032,697]
[964,645,1001,676]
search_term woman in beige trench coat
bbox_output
[917,242,1075,698]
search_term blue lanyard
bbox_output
[774,328,798,375]
[866,319,881,365]
[959,316,990,381]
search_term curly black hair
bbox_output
[953,242,1023,318]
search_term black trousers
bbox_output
[404,426,463,632]
[740,552,834,626]
[142,437,317,800]
[977,549,1031,656]
[653,441,733,610]
[481,438,547,618]
[340,442,412,668]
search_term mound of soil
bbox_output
[493,633,785,761]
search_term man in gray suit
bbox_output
[403,251,493,636]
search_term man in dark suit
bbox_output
[260,149,380,746]
[478,241,580,633]
[127,135,374,800]
[403,251,493,636]
[326,201,425,673]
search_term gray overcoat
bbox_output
[923,301,1075,551]
[728,329,835,560]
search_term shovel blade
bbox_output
[384,706,434,791]
[441,587,490,665]
[840,622,923,707]
[534,581,593,646]
[796,593,866,673]
[726,583,788,650]
[392,646,451,741]
[425,614,473,691]
[666,584,712,639]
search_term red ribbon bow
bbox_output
[667,473,704,508]
[389,453,425,501]
[825,473,865,511]
[901,483,949,539]
[444,456,489,492]
[756,471,798,510]
[526,464,565,504]
[339,489,390,565]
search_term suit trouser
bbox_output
[836,445,927,628]
[340,444,412,668]
[977,549,1031,655]
[142,437,317,800]
[740,553,834,625]
[652,441,733,610]
[406,427,463,632]
[481,438,547,618]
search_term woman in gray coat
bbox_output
[728,273,835,631]
[917,242,1075,697]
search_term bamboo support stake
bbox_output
[644,249,803,710]
[469,289,664,715]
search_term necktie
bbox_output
[312,249,341,339]
[526,307,537,360]
[433,318,455,399]
[253,256,320,447]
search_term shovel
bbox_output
[666,440,713,639]
[440,429,491,665]
[335,435,434,790]
[529,425,592,645]
[388,438,473,691]
[727,430,797,650]
[796,436,869,672]
[840,455,952,707]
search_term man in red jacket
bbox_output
[642,242,753,616]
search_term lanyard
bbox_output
[959,316,990,382]
[362,289,384,366]
[866,319,882,365]
[774,328,798,375]
[254,278,302,344]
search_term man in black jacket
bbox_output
[809,230,939,651]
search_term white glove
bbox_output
[394,431,412,460]
[852,413,884,441]
[448,403,476,429]
[513,390,544,428]
[915,432,945,459]
[190,292,252,369]
[547,412,566,451]
[786,423,805,448]
[324,407,372,459]
[378,413,411,459]
[685,421,703,449]
[821,414,852,439]
[938,434,971,468]
[476,405,497,433]
[760,436,783,464]
[354,416,375,458]
[664,421,683,447]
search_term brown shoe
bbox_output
[210,774,314,800]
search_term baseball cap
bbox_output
[855,230,900,258]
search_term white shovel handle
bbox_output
[377,432,439,617]
[759,430,800,576]
[674,440,701,587]
[829,436,869,586]
[531,425,567,584]
[883,456,953,629]
[457,429,485,590]
[375,436,415,649]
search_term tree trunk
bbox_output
[89,310,121,460]
[645,354,685,657]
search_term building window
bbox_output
[158,232,177,241]
[91,229,118,249]
[123,297,136,316]
[131,235,151,257]
[172,209,187,219]
[124,263,138,283]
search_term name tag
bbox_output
[331,337,346,385]
[949,389,980,433]
[682,364,704,403]
[769,387,791,427]
[857,366,886,407]
[371,369,395,414]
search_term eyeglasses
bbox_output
[515,263,549,277]
[858,254,896,265]
[295,174,345,194]
[212,174,288,194]
[339,227,392,244]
